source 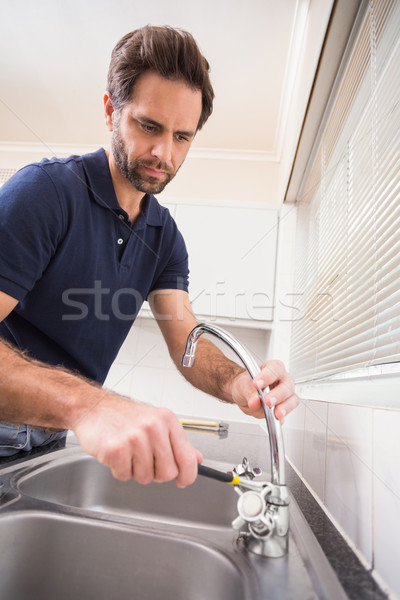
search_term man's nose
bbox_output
[151,134,173,165]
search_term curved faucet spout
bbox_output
[181,323,286,486]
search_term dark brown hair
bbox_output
[107,25,214,130]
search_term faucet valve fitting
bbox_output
[233,457,262,480]
[232,483,275,539]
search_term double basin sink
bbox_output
[0,436,348,599]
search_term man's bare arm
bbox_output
[0,290,201,486]
[0,334,102,429]
[149,289,299,421]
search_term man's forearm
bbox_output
[0,338,102,430]
[174,337,245,402]
[0,337,204,487]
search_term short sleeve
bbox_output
[0,165,65,301]
[149,226,189,294]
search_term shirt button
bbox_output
[119,214,124,220]
[117,238,123,245]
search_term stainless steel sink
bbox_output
[0,443,349,599]
[17,450,237,528]
[0,510,256,600]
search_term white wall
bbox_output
[284,398,400,598]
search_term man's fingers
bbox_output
[168,418,200,488]
[195,449,204,463]
[251,360,298,419]
[134,408,199,487]
[75,398,201,487]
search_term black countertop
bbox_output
[0,421,388,600]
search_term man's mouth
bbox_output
[143,165,167,179]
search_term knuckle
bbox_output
[112,468,131,482]
[176,455,197,487]
[177,452,192,471]
[100,441,123,464]
[159,407,176,424]
[177,468,197,488]
[163,464,179,481]
[127,430,143,450]
[142,417,161,436]
[142,409,176,437]
[132,460,154,485]
[154,459,179,483]
[135,473,153,485]
[268,358,283,370]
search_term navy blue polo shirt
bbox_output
[0,148,189,383]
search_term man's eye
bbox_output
[176,134,189,143]
[140,123,156,133]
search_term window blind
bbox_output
[290,0,400,381]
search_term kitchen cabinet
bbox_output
[173,203,278,326]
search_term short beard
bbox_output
[111,118,175,195]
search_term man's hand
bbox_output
[72,395,203,487]
[231,360,299,423]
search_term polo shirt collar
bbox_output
[140,193,163,227]
[82,148,163,227]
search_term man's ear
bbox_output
[104,92,115,132]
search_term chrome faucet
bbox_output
[181,322,289,557]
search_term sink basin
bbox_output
[1,445,349,599]
[17,451,237,528]
[0,511,256,600]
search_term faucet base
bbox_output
[243,533,289,558]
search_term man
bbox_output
[0,26,298,486]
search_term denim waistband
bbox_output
[0,421,67,457]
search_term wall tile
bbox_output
[302,399,327,502]
[128,365,167,407]
[162,368,199,416]
[325,404,373,565]
[131,318,173,368]
[162,367,255,423]
[284,396,306,473]
[373,408,400,598]
[222,325,269,365]
[103,362,134,397]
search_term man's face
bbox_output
[108,71,202,195]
